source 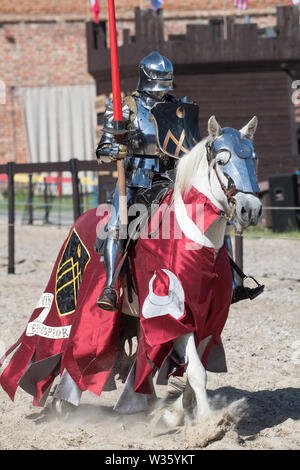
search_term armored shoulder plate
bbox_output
[123,95,137,122]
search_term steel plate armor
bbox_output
[95,51,201,311]
[97,92,192,189]
[208,127,259,194]
[137,51,173,93]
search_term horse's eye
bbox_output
[216,150,230,166]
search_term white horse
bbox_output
[157,115,262,426]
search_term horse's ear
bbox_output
[208,115,221,140]
[240,116,258,140]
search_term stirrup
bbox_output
[231,282,264,304]
[97,287,119,311]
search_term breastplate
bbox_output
[129,95,159,156]
[124,94,160,188]
[125,93,177,188]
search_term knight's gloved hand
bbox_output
[115,144,128,159]
[96,143,128,163]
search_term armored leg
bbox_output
[97,185,135,311]
[103,233,121,288]
[97,232,122,311]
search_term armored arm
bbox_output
[96,101,131,163]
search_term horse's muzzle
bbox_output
[234,192,262,228]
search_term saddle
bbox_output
[94,177,173,257]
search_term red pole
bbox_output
[107,0,128,232]
[107,0,123,123]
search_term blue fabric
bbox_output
[150,0,163,11]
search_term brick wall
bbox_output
[0,0,297,164]
[0,1,291,16]
[0,21,94,163]
[0,0,89,15]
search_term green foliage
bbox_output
[244,225,300,239]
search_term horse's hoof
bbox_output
[52,398,75,417]
[163,409,184,428]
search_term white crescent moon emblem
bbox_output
[142,269,185,320]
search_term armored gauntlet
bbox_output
[96,142,128,163]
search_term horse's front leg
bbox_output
[163,333,210,426]
[182,335,212,415]
[162,334,190,427]
[184,333,211,421]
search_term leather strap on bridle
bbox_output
[210,161,237,221]
[206,140,237,202]
[206,141,237,222]
[213,163,236,203]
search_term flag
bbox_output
[234,0,248,9]
[150,0,163,11]
[91,0,100,23]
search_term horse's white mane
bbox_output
[173,136,209,199]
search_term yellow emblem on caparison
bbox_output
[55,229,90,317]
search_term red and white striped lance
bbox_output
[107,0,128,228]
[233,0,248,10]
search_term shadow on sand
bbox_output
[208,386,300,436]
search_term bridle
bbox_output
[205,140,237,222]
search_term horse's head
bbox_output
[207,115,262,229]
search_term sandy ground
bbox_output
[0,221,299,451]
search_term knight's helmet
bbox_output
[137,51,173,93]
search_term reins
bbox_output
[212,163,237,221]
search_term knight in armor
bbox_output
[95,51,200,311]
